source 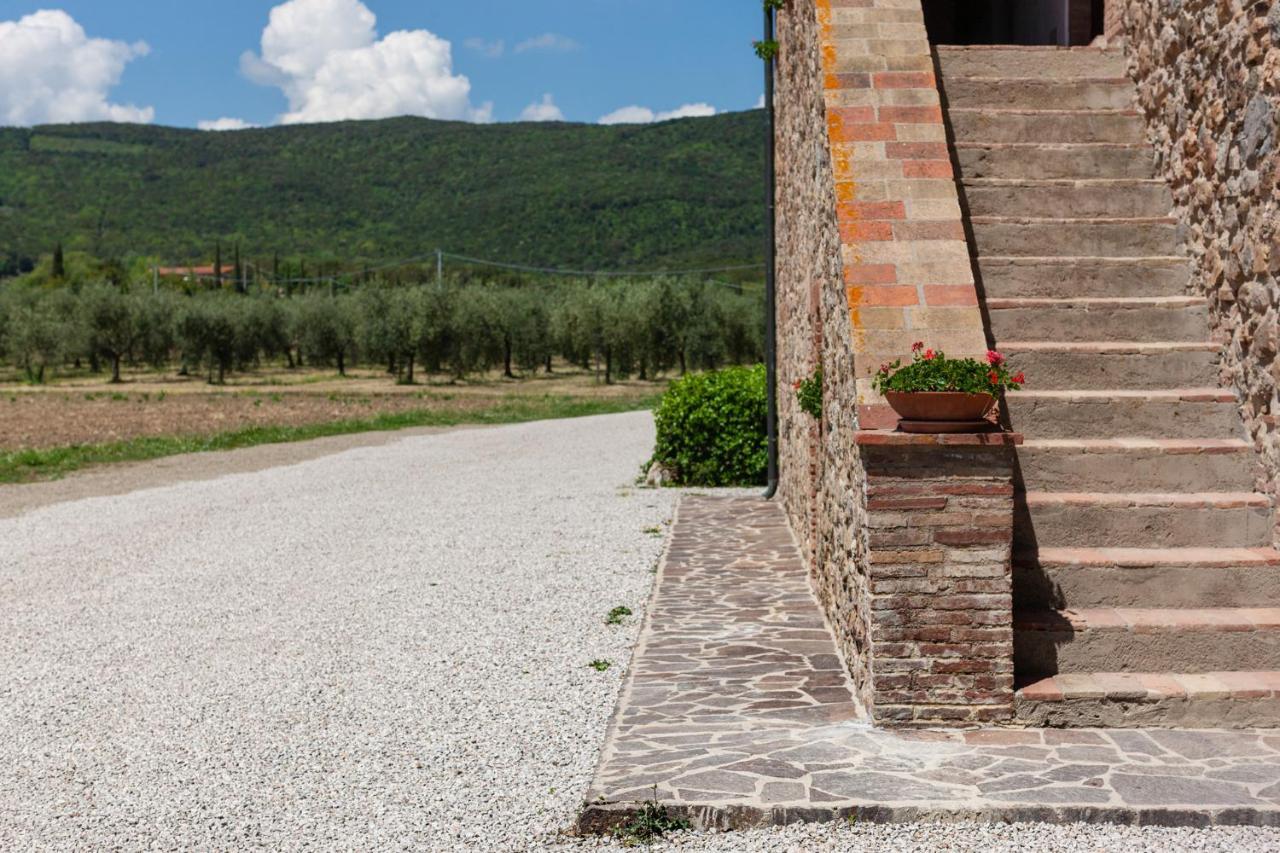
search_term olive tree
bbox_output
[79,284,139,383]
[296,293,357,375]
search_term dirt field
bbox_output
[0,364,662,452]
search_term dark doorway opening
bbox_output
[922,0,1104,46]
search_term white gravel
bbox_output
[1,412,678,850]
[3,409,1278,852]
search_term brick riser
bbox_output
[937,45,1280,728]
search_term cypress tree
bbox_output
[233,243,244,294]
[214,241,223,287]
[51,242,65,280]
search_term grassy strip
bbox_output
[0,394,658,484]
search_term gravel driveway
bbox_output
[2,410,1277,852]
[1,411,676,850]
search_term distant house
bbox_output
[156,265,224,282]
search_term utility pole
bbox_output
[436,249,443,289]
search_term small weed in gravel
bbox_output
[642,526,662,537]
[605,606,632,625]
[612,787,689,846]
[588,660,612,672]
[110,393,128,402]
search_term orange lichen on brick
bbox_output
[838,201,906,222]
[841,220,894,241]
[829,120,897,143]
[821,43,838,71]
[849,285,919,307]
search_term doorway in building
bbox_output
[922,0,1105,46]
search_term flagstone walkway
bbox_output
[578,496,1280,832]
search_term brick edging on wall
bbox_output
[820,0,987,428]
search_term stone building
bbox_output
[773,0,1280,728]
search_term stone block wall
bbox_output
[858,436,1018,725]
[775,0,874,708]
[1125,1,1280,537]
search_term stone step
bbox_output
[1015,670,1280,729]
[948,109,1146,144]
[1013,543,1280,608]
[971,218,1180,258]
[935,46,1126,80]
[1014,607,1280,674]
[1005,389,1242,439]
[1016,438,1259,493]
[942,78,1136,111]
[956,144,1156,180]
[977,257,1188,299]
[987,298,1210,343]
[996,342,1220,390]
[963,180,1173,220]
[1008,491,1269,550]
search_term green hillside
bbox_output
[0,112,766,276]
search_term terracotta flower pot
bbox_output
[883,391,996,433]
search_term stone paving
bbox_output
[579,496,1280,831]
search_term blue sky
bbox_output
[0,0,764,129]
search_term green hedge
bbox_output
[652,364,767,486]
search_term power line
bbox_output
[440,252,764,278]
[163,248,765,287]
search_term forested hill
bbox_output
[0,111,766,274]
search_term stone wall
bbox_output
[775,0,874,708]
[1125,1,1280,533]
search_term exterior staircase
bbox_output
[936,45,1280,728]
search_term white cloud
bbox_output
[0,10,153,126]
[598,102,717,125]
[755,94,765,109]
[519,94,563,122]
[514,33,579,54]
[198,117,258,131]
[242,0,492,125]
[463,37,504,58]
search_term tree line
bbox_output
[0,278,763,385]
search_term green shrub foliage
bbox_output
[652,364,767,486]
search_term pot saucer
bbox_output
[897,419,1000,434]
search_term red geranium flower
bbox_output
[1012,371,1026,385]
[986,350,1004,366]
[911,341,924,352]
[923,349,936,360]
[988,371,1000,385]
